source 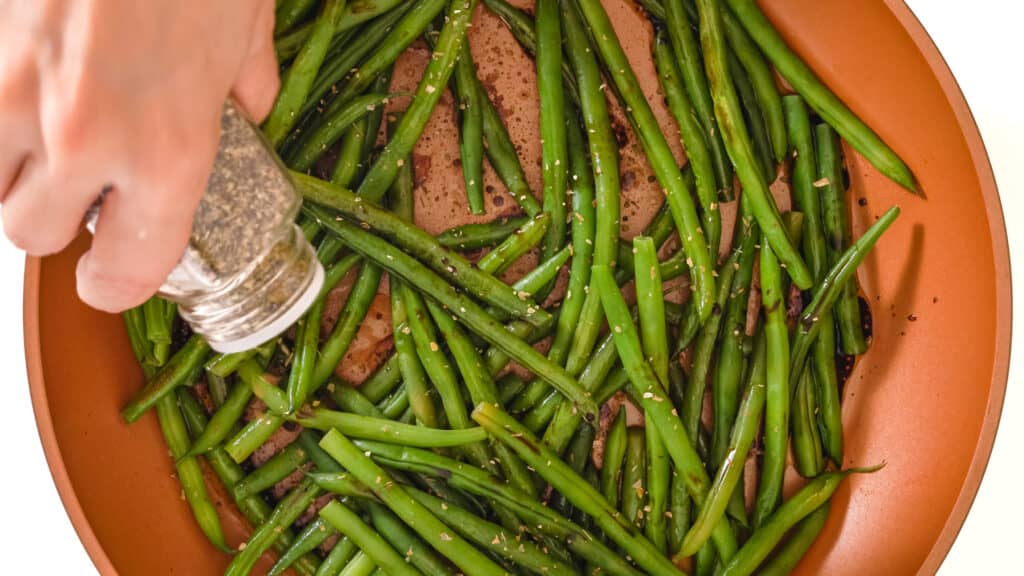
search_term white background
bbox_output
[0,1,1019,572]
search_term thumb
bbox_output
[231,0,279,122]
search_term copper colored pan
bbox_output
[24,1,1009,574]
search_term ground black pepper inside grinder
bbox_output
[86,100,324,352]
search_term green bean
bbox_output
[287,299,326,414]
[302,0,444,130]
[552,423,596,518]
[452,43,486,214]
[646,420,670,554]
[695,543,717,576]
[536,0,570,290]
[601,406,628,509]
[813,315,843,464]
[816,123,866,355]
[593,265,739,561]
[226,479,324,575]
[407,488,576,576]
[275,0,318,37]
[357,0,478,202]
[152,393,230,554]
[303,5,412,122]
[785,95,826,282]
[790,206,900,387]
[233,442,308,500]
[367,502,456,576]
[753,235,789,527]
[634,236,670,385]
[319,501,419,576]
[496,374,527,406]
[312,262,383,389]
[518,389,559,433]
[122,334,210,423]
[621,427,648,530]
[730,47,775,183]
[269,517,338,576]
[723,0,918,193]
[579,0,717,320]
[756,501,830,576]
[478,83,543,216]
[265,0,346,148]
[331,122,369,188]
[683,332,766,556]
[475,213,551,275]
[792,368,824,477]
[668,467,691,553]
[317,538,359,576]
[722,3,786,162]
[694,0,812,289]
[276,20,315,62]
[436,217,530,250]
[298,428,345,473]
[308,471,379,500]
[380,386,411,420]
[683,258,737,444]
[711,201,758,468]
[508,244,571,301]
[305,205,598,420]
[661,0,732,197]
[400,289,471,430]
[176,390,319,575]
[508,379,550,414]
[548,116,595,366]
[354,440,642,576]
[722,465,883,576]
[288,92,397,172]
[224,412,286,464]
[142,298,171,365]
[320,430,508,576]
[205,349,258,379]
[391,288,437,428]
[472,404,685,576]
[185,378,252,456]
[297,408,487,447]
[299,174,550,328]
[653,31,721,255]
[205,372,229,409]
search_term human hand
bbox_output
[0,0,279,312]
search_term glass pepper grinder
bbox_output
[87,100,324,353]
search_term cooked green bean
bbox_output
[813,314,844,464]
[391,287,437,427]
[790,206,900,388]
[312,262,384,388]
[319,501,420,576]
[287,299,326,414]
[305,205,598,420]
[722,3,786,162]
[756,502,831,576]
[308,471,379,500]
[695,0,812,289]
[368,501,456,576]
[265,0,347,148]
[475,212,551,275]
[287,92,396,172]
[577,0,716,321]
[478,83,543,216]
[122,334,210,423]
[592,265,738,562]
[320,430,508,576]
[646,419,670,554]
[357,0,479,202]
[274,0,318,37]
[185,378,251,456]
[436,217,530,250]
[730,47,775,183]
[298,408,488,447]
[454,41,486,214]
[634,236,670,386]
[753,234,790,527]
[298,173,550,328]
[711,200,758,468]
[356,440,641,576]
[621,427,648,529]
[723,0,918,193]
[683,332,766,556]
[722,465,883,576]
[816,123,866,355]
[269,517,337,576]
[792,368,825,478]
[601,406,628,509]
[225,479,323,576]
[653,30,721,254]
[472,403,685,576]
[233,442,308,500]
[316,537,359,576]
[668,467,691,554]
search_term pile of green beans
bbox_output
[120,1,907,574]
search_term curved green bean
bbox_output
[437,217,529,250]
[476,212,551,275]
[121,334,210,424]
[298,408,488,447]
